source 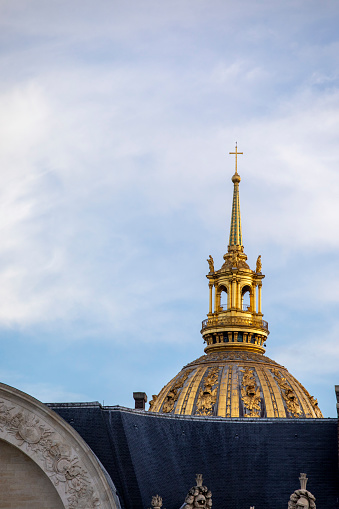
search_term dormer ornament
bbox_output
[288,473,316,509]
[180,474,212,509]
[148,494,165,509]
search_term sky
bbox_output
[0,0,339,417]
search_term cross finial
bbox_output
[229,142,243,174]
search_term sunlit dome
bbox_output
[149,145,323,419]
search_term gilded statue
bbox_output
[207,255,214,274]
[240,368,261,417]
[181,474,212,509]
[256,255,262,273]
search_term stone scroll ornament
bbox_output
[0,399,102,509]
[288,473,316,509]
[180,474,212,509]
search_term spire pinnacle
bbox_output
[229,142,243,174]
[201,147,269,356]
[228,143,243,250]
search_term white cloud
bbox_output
[0,51,338,335]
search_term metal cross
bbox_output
[229,142,243,173]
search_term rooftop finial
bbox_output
[196,474,203,487]
[299,473,308,491]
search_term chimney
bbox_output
[133,392,147,410]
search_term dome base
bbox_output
[149,350,323,419]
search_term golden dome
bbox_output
[149,350,323,418]
[149,146,323,419]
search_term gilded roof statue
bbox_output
[148,145,323,419]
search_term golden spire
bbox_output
[201,146,269,356]
[228,143,243,250]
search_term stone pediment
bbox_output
[0,383,120,509]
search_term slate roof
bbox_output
[47,403,339,509]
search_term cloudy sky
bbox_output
[0,0,339,416]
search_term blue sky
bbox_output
[1,0,339,416]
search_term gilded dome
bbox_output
[149,147,323,419]
[149,350,322,418]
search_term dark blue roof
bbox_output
[48,403,339,509]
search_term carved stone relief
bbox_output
[0,386,119,509]
[0,400,102,508]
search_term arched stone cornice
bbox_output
[0,383,120,509]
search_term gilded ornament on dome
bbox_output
[238,259,250,269]
[308,395,323,418]
[231,252,239,267]
[271,369,302,417]
[294,380,323,418]
[161,370,193,413]
[195,367,220,416]
[221,252,249,271]
[221,257,232,270]
[240,367,261,417]
[149,395,158,411]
